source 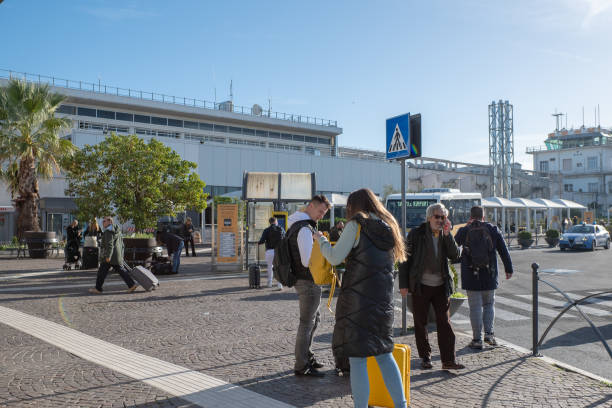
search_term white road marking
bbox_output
[0,305,294,408]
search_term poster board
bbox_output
[217,204,239,263]
[584,211,593,224]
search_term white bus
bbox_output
[385,189,482,231]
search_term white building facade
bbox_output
[527,127,612,218]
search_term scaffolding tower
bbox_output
[489,100,514,198]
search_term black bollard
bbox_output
[532,262,540,357]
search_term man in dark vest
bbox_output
[258,217,285,289]
[455,206,513,350]
[288,195,330,377]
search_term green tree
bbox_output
[63,133,207,231]
[0,79,75,238]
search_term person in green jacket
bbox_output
[89,216,138,294]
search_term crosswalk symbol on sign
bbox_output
[388,124,407,153]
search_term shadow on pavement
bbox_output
[242,292,298,302]
[540,323,612,350]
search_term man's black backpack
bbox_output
[273,220,314,287]
[463,221,494,272]
[267,225,284,249]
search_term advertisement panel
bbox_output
[217,204,239,263]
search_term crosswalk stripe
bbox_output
[492,296,561,319]
[394,297,528,322]
[585,291,612,308]
[516,294,609,317]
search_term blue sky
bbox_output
[2,0,612,169]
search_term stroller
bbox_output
[63,239,81,270]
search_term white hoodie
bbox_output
[288,211,314,268]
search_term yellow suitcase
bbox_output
[367,344,411,408]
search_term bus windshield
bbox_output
[386,199,436,228]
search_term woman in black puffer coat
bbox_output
[316,188,407,408]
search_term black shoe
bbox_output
[421,358,433,369]
[309,357,324,369]
[294,366,325,377]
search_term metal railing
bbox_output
[0,68,338,128]
[531,263,611,359]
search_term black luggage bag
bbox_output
[82,246,99,269]
[249,264,261,289]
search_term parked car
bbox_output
[559,224,610,251]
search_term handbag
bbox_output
[84,236,98,248]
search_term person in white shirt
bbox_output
[288,195,330,377]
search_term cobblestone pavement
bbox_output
[0,256,610,407]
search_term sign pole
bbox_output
[401,158,407,334]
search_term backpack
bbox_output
[463,221,494,272]
[273,220,314,287]
[267,225,284,249]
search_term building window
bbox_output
[77,107,97,117]
[588,183,599,193]
[167,118,183,127]
[564,184,573,192]
[608,181,612,193]
[57,105,76,115]
[214,124,227,133]
[587,156,598,170]
[292,134,305,142]
[116,112,134,122]
[318,137,331,145]
[305,136,318,144]
[562,158,572,171]
[255,130,267,137]
[97,109,115,120]
[242,128,255,136]
[229,126,242,134]
[281,133,293,141]
[539,161,549,172]
[151,116,167,126]
[134,114,151,124]
[199,122,213,131]
[184,121,198,129]
[268,131,280,139]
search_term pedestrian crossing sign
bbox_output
[386,113,419,160]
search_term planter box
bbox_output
[518,238,534,249]
[405,293,466,324]
[545,237,559,248]
[24,231,57,259]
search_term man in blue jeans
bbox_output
[157,230,184,273]
[455,206,513,349]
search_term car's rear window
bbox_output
[568,225,594,233]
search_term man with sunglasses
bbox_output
[399,203,465,370]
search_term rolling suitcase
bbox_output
[367,344,411,408]
[81,247,99,269]
[248,264,261,289]
[125,263,159,292]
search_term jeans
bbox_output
[95,262,135,291]
[294,279,321,371]
[411,284,456,363]
[172,241,184,273]
[349,353,407,408]
[466,289,495,340]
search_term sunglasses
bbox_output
[432,214,445,220]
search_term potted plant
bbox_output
[518,230,534,249]
[545,229,560,248]
[405,262,466,324]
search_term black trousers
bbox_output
[412,284,456,364]
[95,262,135,291]
[184,237,196,256]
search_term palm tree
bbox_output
[0,79,75,238]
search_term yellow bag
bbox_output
[309,239,334,285]
[367,344,411,408]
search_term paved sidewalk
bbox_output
[0,257,610,407]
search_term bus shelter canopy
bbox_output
[511,198,547,209]
[552,199,587,209]
[532,198,565,209]
[482,197,526,208]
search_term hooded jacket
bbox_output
[332,214,397,358]
[100,224,124,266]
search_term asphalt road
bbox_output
[451,245,612,380]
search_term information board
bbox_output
[217,204,239,263]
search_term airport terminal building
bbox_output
[0,70,547,240]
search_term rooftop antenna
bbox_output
[552,110,563,131]
[565,113,567,129]
[230,80,233,102]
[582,106,585,128]
[598,104,600,127]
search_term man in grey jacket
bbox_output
[89,217,137,294]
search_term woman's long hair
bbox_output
[346,188,406,262]
[90,219,100,233]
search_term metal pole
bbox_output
[401,159,407,334]
[532,262,540,356]
[211,200,216,272]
